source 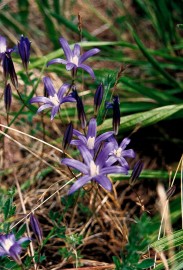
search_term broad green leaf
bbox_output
[100,104,183,133]
[137,258,154,269]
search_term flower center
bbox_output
[87,136,95,150]
[113,147,122,158]
[90,160,99,177]
[72,55,79,66]
[49,94,60,106]
[0,44,6,54]
[2,238,13,252]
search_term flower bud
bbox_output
[4,83,12,113]
[63,122,73,150]
[72,87,86,129]
[129,160,144,185]
[94,82,104,113]
[3,52,18,89]
[112,95,120,135]
[30,213,43,245]
[18,35,31,71]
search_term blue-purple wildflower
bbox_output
[105,137,135,169]
[30,77,75,120]
[18,35,31,71]
[0,233,30,265]
[71,118,114,156]
[47,37,100,79]
[61,144,128,194]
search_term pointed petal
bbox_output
[79,48,100,64]
[78,64,95,79]
[57,83,70,100]
[37,104,53,113]
[61,158,88,174]
[0,247,7,256]
[61,96,76,103]
[51,105,60,120]
[95,175,112,191]
[47,58,67,67]
[66,62,75,70]
[59,37,72,61]
[87,118,97,139]
[43,77,56,97]
[120,137,131,149]
[68,175,92,194]
[29,96,53,105]
[105,156,117,166]
[118,157,129,169]
[73,44,80,57]
[17,237,31,245]
[123,149,135,158]
[79,145,93,166]
[0,36,7,53]
[95,131,114,149]
[96,142,114,167]
[73,129,83,137]
[101,166,128,175]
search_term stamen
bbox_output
[87,136,95,150]
[90,161,99,177]
[49,94,60,105]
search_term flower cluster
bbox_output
[61,118,135,194]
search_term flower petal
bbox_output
[61,96,76,103]
[47,58,67,66]
[78,145,93,167]
[66,62,75,70]
[95,175,112,191]
[96,142,114,167]
[120,137,131,149]
[37,104,53,113]
[57,83,70,100]
[17,237,31,245]
[68,175,92,195]
[123,149,135,158]
[0,36,7,53]
[105,156,117,166]
[61,158,88,174]
[51,105,60,120]
[100,165,128,175]
[78,64,95,79]
[118,157,129,169]
[95,131,114,149]
[79,48,100,64]
[29,96,53,105]
[73,44,80,57]
[59,37,73,61]
[87,118,97,140]
[43,77,56,97]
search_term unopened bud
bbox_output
[129,160,144,185]
[30,213,43,245]
[4,83,12,113]
[94,82,104,113]
[63,122,73,150]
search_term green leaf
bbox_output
[137,258,154,269]
[101,104,183,133]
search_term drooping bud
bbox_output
[129,160,144,185]
[3,52,18,89]
[4,83,12,113]
[94,82,104,113]
[30,213,43,245]
[112,95,120,135]
[18,35,31,71]
[72,86,86,129]
[62,122,73,151]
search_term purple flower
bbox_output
[61,144,128,194]
[0,233,30,265]
[105,137,135,169]
[0,36,18,89]
[47,37,100,79]
[71,118,114,156]
[29,77,75,120]
[18,35,31,71]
